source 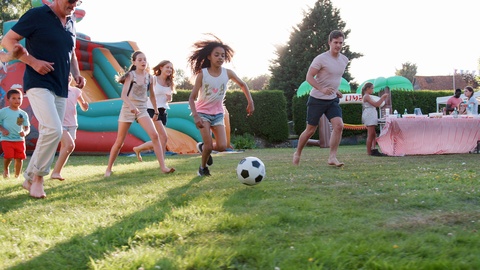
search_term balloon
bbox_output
[374,76,413,93]
[296,81,312,97]
[297,77,350,97]
[357,76,413,94]
[31,0,52,7]
[339,77,351,92]
[356,79,375,94]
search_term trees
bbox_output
[174,69,194,90]
[395,62,417,83]
[0,0,30,37]
[460,71,479,88]
[268,0,361,119]
[228,74,271,90]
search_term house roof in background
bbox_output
[413,75,468,90]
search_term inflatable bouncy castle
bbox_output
[1,1,214,154]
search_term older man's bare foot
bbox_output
[104,170,112,177]
[133,147,143,162]
[22,179,32,191]
[293,152,300,166]
[30,175,46,199]
[3,171,10,179]
[161,167,175,174]
[50,173,65,181]
[327,158,344,167]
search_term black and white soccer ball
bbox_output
[236,156,266,186]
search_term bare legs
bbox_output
[137,117,174,173]
[3,158,12,178]
[366,125,377,155]
[293,124,317,166]
[3,158,21,178]
[326,117,344,166]
[105,122,131,177]
[105,118,174,177]
[51,130,75,180]
[22,172,46,199]
[293,116,344,167]
[133,120,167,162]
[198,124,227,168]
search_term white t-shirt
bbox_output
[147,76,173,110]
[309,51,349,100]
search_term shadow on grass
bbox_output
[5,157,207,269]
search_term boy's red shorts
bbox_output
[1,141,26,160]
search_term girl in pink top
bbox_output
[50,73,88,180]
[188,34,254,177]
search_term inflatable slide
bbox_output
[0,2,225,154]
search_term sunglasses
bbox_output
[67,0,82,6]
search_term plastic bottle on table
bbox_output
[404,108,407,116]
[394,110,398,118]
[453,107,458,118]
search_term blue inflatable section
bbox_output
[77,100,202,143]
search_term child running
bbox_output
[187,34,254,176]
[0,88,30,179]
[105,51,175,177]
[133,60,176,161]
[50,73,89,180]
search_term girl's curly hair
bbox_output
[187,34,234,75]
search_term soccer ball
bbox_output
[236,156,266,186]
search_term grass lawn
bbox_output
[1,145,479,269]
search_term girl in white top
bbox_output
[50,73,88,180]
[105,51,174,177]
[361,82,388,156]
[464,86,478,115]
[133,60,176,161]
[188,34,254,177]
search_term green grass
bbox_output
[1,146,479,269]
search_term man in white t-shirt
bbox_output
[293,30,349,167]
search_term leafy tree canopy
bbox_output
[395,62,417,83]
[268,0,362,119]
[0,0,31,38]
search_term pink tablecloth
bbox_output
[377,117,480,156]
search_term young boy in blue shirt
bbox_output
[0,88,30,178]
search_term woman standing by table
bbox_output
[463,86,478,115]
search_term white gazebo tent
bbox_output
[436,91,480,112]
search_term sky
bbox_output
[75,0,480,85]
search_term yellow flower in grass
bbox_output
[393,244,399,249]
[308,258,314,262]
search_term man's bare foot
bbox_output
[50,173,65,181]
[293,152,300,166]
[327,158,344,167]
[104,170,112,177]
[161,167,175,174]
[3,171,10,179]
[30,175,46,199]
[22,179,32,191]
[133,147,143,162]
